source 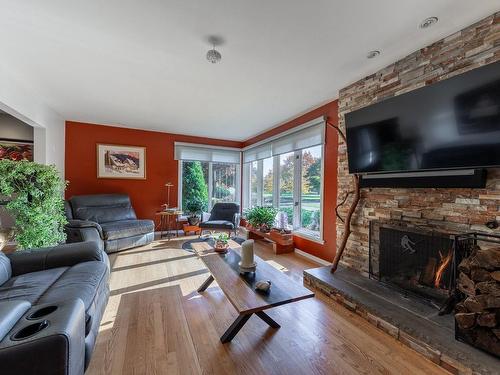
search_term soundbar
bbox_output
[360,169,487,188]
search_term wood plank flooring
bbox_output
[86,236,450,375]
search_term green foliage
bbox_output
[182,161,208,212]
[215,232,229,244]
[185,196,205,217]
[0,160,67,250]
[213,185,230,199]
[305,158,321,193]
[245,206,277,228]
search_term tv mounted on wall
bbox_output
[345,61,500,175]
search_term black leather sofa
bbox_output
[199,203,240,236]
[0,241,109,375]
[64,194,155,253]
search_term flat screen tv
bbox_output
[345,61,500,174]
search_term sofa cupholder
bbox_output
[27,305,58,320]
[11,320,50,341]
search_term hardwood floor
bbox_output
[87,236,450,375]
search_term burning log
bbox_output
[419,257,437,286]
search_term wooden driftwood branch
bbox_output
[327,121,362,273]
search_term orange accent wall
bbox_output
[65,121,242,222]
[243,100,339,262]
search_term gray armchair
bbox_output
[199,203,240,236]
[64,194,154,253]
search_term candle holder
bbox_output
[239,239,257,273]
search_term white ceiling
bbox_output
[0,1,498,141]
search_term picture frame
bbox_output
[0,139,34,161]
[96,144,146,179]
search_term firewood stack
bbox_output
[455,246,500,357]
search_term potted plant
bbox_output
[245,206,277,233]
[0,160,67,250]
[185,197,204,226]
[214,232,230,253]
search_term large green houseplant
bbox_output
[245,206,277,232]
[0,160,67,250]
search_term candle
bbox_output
[240,239,256,271]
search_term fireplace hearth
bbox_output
[369,221,456,309]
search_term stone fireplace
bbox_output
[304,11,500,375]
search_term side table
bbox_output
[155,210,182,240]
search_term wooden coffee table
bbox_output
[191,240,314,343]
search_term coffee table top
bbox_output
[195,247,314,315]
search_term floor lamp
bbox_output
[164,182,174,209]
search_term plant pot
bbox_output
[187,216,200,226]
[259,224,270,233]
[214,241,229,253]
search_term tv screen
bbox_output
[345,61,500,174]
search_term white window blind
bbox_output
[242,117,325,164]
[174,142,241,164]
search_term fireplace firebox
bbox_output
[369,221,456,308]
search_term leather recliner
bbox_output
[0,241,110,375]
[64,194,155,253]
[199,203,240,236]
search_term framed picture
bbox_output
[0,139,34,161]
[97,144,146,179]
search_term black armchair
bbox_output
[199,203,240,236]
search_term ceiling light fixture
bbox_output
[206,45,222,64]
[419,16,438,29]
[367,50,380,59]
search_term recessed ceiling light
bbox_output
[367,50,380,59]
[419,16,438,29]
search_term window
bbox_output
[241,118,324,240]
[212,162,238,205]
[181,160,240,211]
[262,157,274,207]
[175,142,241,212]
[278,152,294,226]
[299,145,322,237]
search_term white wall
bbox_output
[0,113,34,141]
[0,63,65,176]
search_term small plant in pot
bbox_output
[214,232,230,253]
[185,197,205,226]
[245,206,277,233]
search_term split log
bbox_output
[491,270,500,282]
[458,257,472,275]
[455,312,476,330]
[493,328,500,340]
[454,302,468,313]
[457,272,476,296]
[477,312,497,327]
[463,296,484,313]
[475,329,500,357]
[476,281,500,297]
[471,247,500,270]
[470,268,492,282]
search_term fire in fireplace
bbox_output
[369,221,455,308]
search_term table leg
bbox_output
[220,313,252,343]
[197,275,214,293]
[255,311,281,328]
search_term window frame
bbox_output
[242,146,324,242]
[178,160,241,211]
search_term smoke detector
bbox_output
[420,17,438,29]
[367,50,380,59]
